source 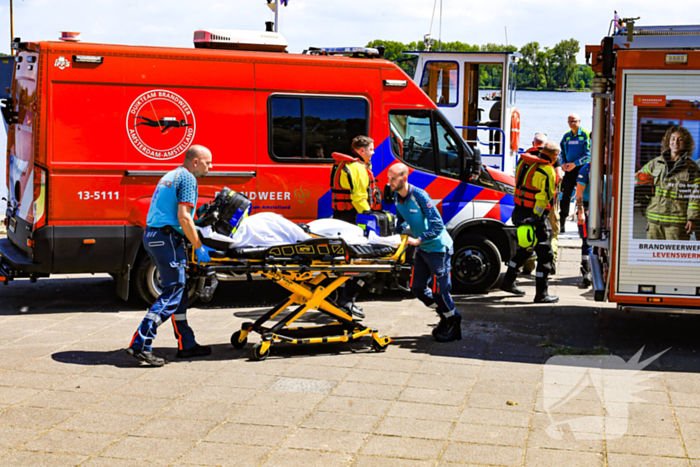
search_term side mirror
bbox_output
[383,184,394,204]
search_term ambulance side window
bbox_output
[389,111,435,173]
[269,95,369,162]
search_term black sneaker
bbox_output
[176,344,212,359]
[434,314,462,342]
[126,347,165,367]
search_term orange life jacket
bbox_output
[514,152,553,211]
[330,152,382,212]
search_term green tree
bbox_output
[551,38,580,88]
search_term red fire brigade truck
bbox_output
[1,30,517,304]
[586,21,700,312]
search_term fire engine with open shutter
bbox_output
[586,20,700,313]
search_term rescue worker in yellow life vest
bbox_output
[330,135,383,318]
[636,126,700,241]
[500,142,560,303]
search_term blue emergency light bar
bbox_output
[303,46,383,58]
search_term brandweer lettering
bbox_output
[241,191,291,201]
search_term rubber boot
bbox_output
[500,268,526,296]
[434,312,462,342]
[581,263,592,288]
[432,314,448,338]
[534,277,559,303]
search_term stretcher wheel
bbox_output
[230,331,247,349]
[252,342,270,361]
[372,338,390,353]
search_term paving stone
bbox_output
[607,453,689,467]
[20,390,105,411]
[71,457,145,467]
[282,364,351,381]
[316,395,392,417]
[523,448,603,466]
[459,407,532,428]
[361,434,444,460]
[526,428,604,452]
[478,365,541,383]
[261,448,353,467]
[398,387,467,406]
[203,372,277,389]
[116,379,195,399]
[159,400,239,422]
[451,422,528,447]
[301,411,380,433]
[0,451,88,467]
[99,435,195,463]
[680,422,700,440]
[282,426,368,453]
[0,371,70,389]
[606,435,686,457]
[52,376,130,394]
[57,413,135,439]
[686,438,700,459]
[131,417,219,440]
[0,425,44,449]
[22,430,117,456]
[356,356,422,373]
[205,422,294,446]
[0,406,76,429]
[332,381,403,401]
[183,385,259,404]
[345,368,412,386]
[375,416,452,440]
[468,392,534,412]
[415,361,481,377]
[88,394,172,417]
[229,405,311,427]
[267,377,337,395]
[406,373,474,392]
[441,441,523,465]
[387,401,461,422]
[0,386,41,405]
[353,456,433,467]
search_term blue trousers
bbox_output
[130,227,197,352]
[410,248,457,316]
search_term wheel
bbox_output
[372,337,390,352]
[230,330,248,349]
[132,251,198,306]
[252,342,270,361]
[452,234,501,294]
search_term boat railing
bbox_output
[454,125,505,169]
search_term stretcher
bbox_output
[191,235,411,360]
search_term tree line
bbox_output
[366,39,594,91]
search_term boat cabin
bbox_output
[407,51,521,175]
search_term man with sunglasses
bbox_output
[559,114,591,232]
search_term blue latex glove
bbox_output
[195,245,212,264]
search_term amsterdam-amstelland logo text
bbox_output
[126,89,196,160]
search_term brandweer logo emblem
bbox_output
[54,56,70,70]
[294,186,310,204]
[126,89,196,160]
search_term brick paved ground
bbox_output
[1,237,700,466]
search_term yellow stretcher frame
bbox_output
[190,236,410,360]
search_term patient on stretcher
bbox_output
[196,189,401,261]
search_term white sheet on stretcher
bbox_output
[200,213,401,248]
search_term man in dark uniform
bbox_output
[500,142,560,303]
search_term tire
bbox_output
[132,252,198,307]
[452,234,502,294]
[252,342,270,361]
[230,330,248,349]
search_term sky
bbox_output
[0,0,698,62]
